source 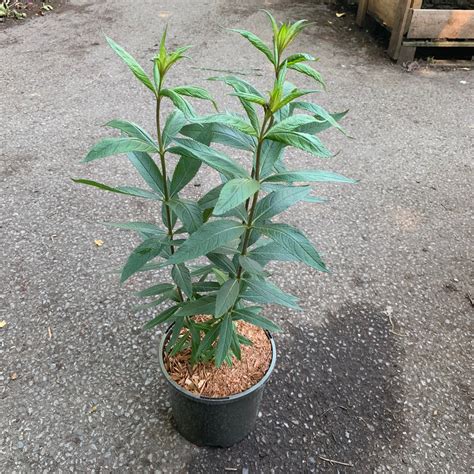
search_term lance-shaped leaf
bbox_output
[170,156,201,196]
[232,307,281,332]
[181,123,255,151]
[135,283,175,298]
[298,110,348,135]
[106,36,156,93]
[171,263,193,298]
[265,114,318,135]
[173,295,216,318]
[193,281,221,293]
[256,223,327,272]
[208,253,236,275]
[285,52,317,66]
[252,185,311,224]
[126,151,165,195]
[259,139,285,178]
[238,255,265,276]
[161,89,196,118]
[168,198,203,233]
[215,313,234,367]
[169,137,248,179]
[215,278,240,317]
[263,170,356,184]
[229,28,274,63]
[265,131,332,158]
[105,120,157,147]
[72,179,162,200]
[197,184,225,210]
[104,221,165,237]
[121,237,168,282]
[144,305,180,330]
[167,220,246,264]
[214,178,260,215]
[171,86,217,109]
[247,241,298,266]
[289,62,326,89]
[83,137,158,163]
[242,278,301,310]
[291,102,347,134]
[192,113,257,136]
[163,110,187,147]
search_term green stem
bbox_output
[155,90,184,302]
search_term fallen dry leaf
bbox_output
[336,12,346,18]
[10,372,17,380]
[94,239,104,247]
[0,320,7,329]
[89,405,97,414]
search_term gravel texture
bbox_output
[1,0,472,472]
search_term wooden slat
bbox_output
[387,0,412,59]
[403,40,474,47]
[368,0,397,30]
[407,9,474,39]
[356,0,369,27]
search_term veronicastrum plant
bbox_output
[76,12,355,368]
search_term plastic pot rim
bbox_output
[158,327,277,405]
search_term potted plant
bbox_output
[75,11,355,447]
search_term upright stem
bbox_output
[236,113,273,279]
[155,89,184,302]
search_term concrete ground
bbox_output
[1,0,472,472]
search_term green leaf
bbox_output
[171,264,193,298]
[195,322,220,360]
[263,170,356,184]
[289,63,325,89]
[83,137,158,163]
[259,140,285,178]
[171,85,217,109]
[181,123,255,151]
[291,101,346,134]
[208,253,236,275]
[285,53,317,66]
[265,114,318,135]
[214,178,260,215]
[170,156,201,196]
[299,110,348,135]
[265,131,331,158]
[163,110,187,147]
[135,283,175,298]
[232,308,281,332]
[215,314,234,367]
[193,281,221,293]
[143,305,180,330]
[173,295,216,318]
[238,255,265,276]
[230,91,267,105]
[169,138,249,179]
[247,241,298,266]
[272,88,318,112]
[105,36,156,94]
[104,221,165,236]
[168,198,203,233]
[197,184,225,210]
[215,278,240,317]
[126,151,165,195]
[167,220,246,265]
[161,89,196,118]
[192,113,257,136]
[253,186,311,224]
[242,278,301,309]
[72,179,161,200]
[256,223,327,272]
[229,29,274,63]
[105,120,157,147]
[121,237,167,282]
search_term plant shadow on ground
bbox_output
[185,303,405,473]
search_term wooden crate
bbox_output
[356,0,474,63]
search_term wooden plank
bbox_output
[356,0,369,27]
[368,0,397,30]
[403,40,474,47]
[387,0,412,59]
[407,9,474,40]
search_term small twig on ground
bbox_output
[319,455,353,467]
[466,292,474,307]
[48,326,53,339]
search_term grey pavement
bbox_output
[1,0,472,472]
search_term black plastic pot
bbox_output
[158,328,276,447]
